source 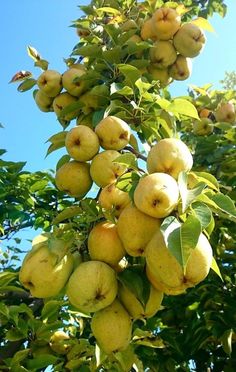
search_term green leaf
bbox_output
[191,202,212,229]
[0,271,18,287]
[168,99,199,119]
[133,329,165,348]
[41,300,65,321]
[211,257,223,281]
[27,45,41,61]
[96,7,121,15]
[113,153,138,170]
[178,172,206,213]
[30,180,49,193]
[52,206,82,224]
[56,154,71,171]
[118,64,142,87]
[211,193,236,217]
[221,329,233,355]
[118,268,150,307]
[192,171,219,191]
[17,78,37,92]
[34,59,49,71]
[27,355,59,370]
[110,83,134,96]
[6,328,26,341]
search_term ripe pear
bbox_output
[214,102,236,124]
[169,55,192,81]
[90,150,127,188]
[65,125,100,162]
[37,69,62,98]
[141,18,157,41]
[151,7,181,41]
[95,116,131,151]
[66,260,118,313]
[173,23,206,58]
[150,41,177,69]
[34,89,53,112]
[147,138,193,179]
[148,65,172,87]
[53,92,80,121]
[88,221,126,266]
[19,241,74,298]
[98,183,130,217]
[49,331,70,355]
[118,283,163,320]
[117,204,161,256]
[145,229,213,294]
[62,68,87,97]
[91,299,132,354]
[193,118,214,136]
[134,173,179,218]
[55,160,92,198]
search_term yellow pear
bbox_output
[193,118,214,136]
[95,116,131,151]
[214,102,236,124]
[49,331,70,355]
[19,241,74,298]
[34,89,53,112]
[173,23,206,58]
[88,221,126,266]
[37,69,62,98]
[55,160,92,198]
[91,299,132,354]
[66,261,118,313]
[53,92,80,121]
[147,138,193,179]
[62,68,87,97]
[118,283,163,320]
[169,55,192,81]
[98,183,130,217]
[141,18,157,41]
[65,125,100,161]
[90,150,127,188]
[145,229,213,295]
[134,173,179,218]
[151,7,181,41]
[150,41,177,69]
[117,204,161,256]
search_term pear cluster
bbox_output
[140,7,206,84]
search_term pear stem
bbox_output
[124,146,147,162]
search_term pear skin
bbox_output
[95,116,131,151]
[98,183,130,217]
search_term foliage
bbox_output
[1,0,235,371]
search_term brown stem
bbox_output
[124,146,147,162]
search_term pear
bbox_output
[145,229,213,295]
[151,7,181,41]
[147,138,193,179]
[90,150,127,188]
[193,118,214,136]
[98,183,130,217]
[118,283,163,320]
[49,331,70,355]
[214,102,236,124]
[134,173,179,218]
[34,89,53,112]
[55,160,92,198]
[169,55,192,81]
[173,23,206,58]
[65,125,100,162]
[141,18,157,41]
[66,261,118,313]
[91,299,132,354]
[19,239,74,298]
[95,116,131,151]
[37,69,62,98]
[199,108,211,119]
[53,92,80,121]
[62,68,87,97]
[117,204,161,256]
[150,41,177,69]
[88,221,126,266]
[148,65,172,87]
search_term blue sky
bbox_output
[1,0,236,173]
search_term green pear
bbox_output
[65,125,100,161]
[53,92,80,121]
[91,299,132,354]
[98,183,130,217]
[148,65,172,87]
[37,69,62,98]
[90,150,127,188]
[151,7,181,40]
[173,23,206,58]
[118,282,163,320]
[169,55,192,81]
[150,41,177,69]
[117,204,161,256]
[62,68,87,97]
[193,118,214,135]
[55,160,92,198]
[95,116,131,151]
[34,89,54,112]
[49,331,71,355]
[19,237,74,298]
[147,138,193,179]
[134,173,179,218]
[88,221,126,266]
[66,260,118,313]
